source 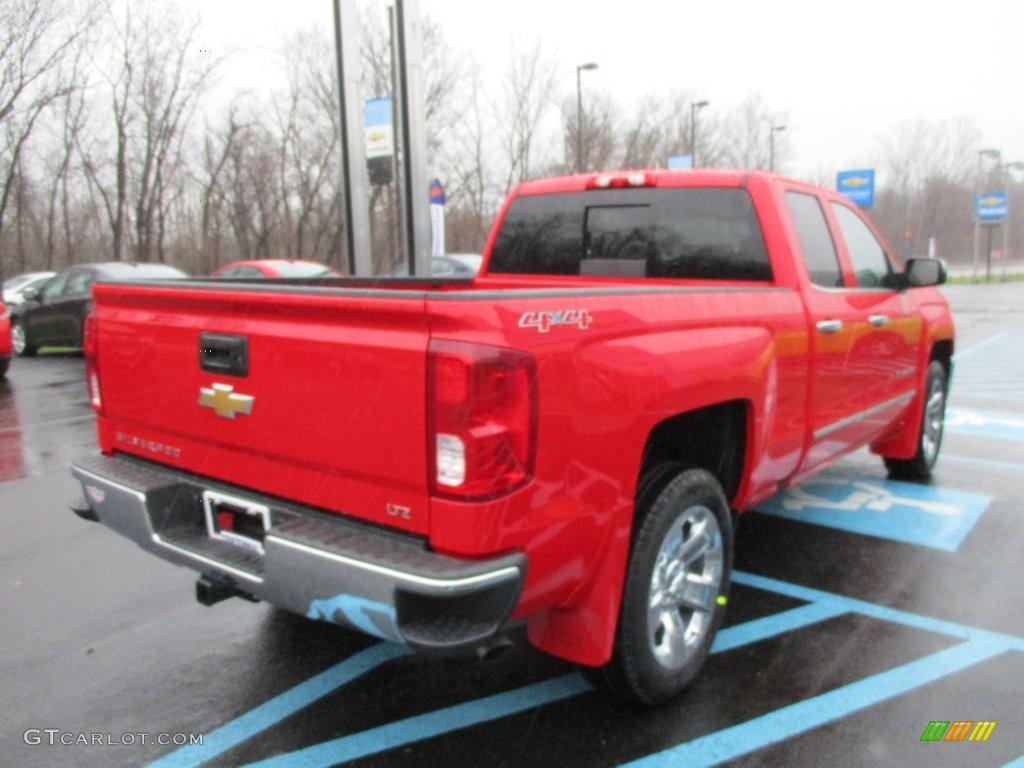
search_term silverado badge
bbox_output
[199,383,254,419]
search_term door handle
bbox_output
[868,314,890,327]
[199,333,249,377]
[816,319,843,334]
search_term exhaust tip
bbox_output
[474,634,515,662]
[70,495,99,522]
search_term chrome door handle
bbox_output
[868,314,890,327]
[816,319,844,334]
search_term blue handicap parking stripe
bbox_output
[148,643,410,768]
[236,603,858,768]
[242,674,593,768]
[620,572,1024,768]
[1004,754,1024,767]
[619,638,1010,768]
[947,407,1024,442]
[150,572,1024,767]
[754,472,990,551]
[710,601,848,654]
[732,571,1024,650]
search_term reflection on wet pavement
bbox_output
[0,356,96,482]
[0,381,26,482]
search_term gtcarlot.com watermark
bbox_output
[24,729,203,747]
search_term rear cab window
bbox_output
[488,188,772,281]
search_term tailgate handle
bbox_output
[199,333,248,377]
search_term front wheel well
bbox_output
[931,339,953,379]
[638,401,747,505]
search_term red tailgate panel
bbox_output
[92,283,431,534]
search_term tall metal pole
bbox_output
[388,6,407,269]
[575,63,597,173]
[689,100,709,168]
[394,0,431,277]
[973,148,1000,282]
[1002,164,1010,282]
[331,0,372,275]
[1002,162,1024,281]
[769,124,786,173]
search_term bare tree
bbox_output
[443,63,495,251]
[194,104,248,272]
[716,93,788,171]
[273,27,343,262]
[0,0,96,276]
[562,89,617,173]
[78,1,217,264]
[618,96,668,169]
[874,117,980,261]
[134,9,216,262]
[496,40,558,191]
[44,65,90,270]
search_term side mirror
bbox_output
[906,258,946,287]
[22,287,40,302]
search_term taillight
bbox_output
[428,339,537,500]
[83,313,102,412]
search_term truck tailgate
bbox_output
[90,282,432,535]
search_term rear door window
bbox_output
[785,192,843,288]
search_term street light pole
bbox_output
[1002,161,1024,280]
[575,62,598,173]
[689,100,708,167]
[769,125,786,173]
[973,149,1001,281]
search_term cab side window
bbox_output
[831,203,893,288]
[785,192,843,288]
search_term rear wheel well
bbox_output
[638,401,747,506]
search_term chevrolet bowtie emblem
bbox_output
[199,383,254,419]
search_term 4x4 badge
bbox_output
[199,383,254,419]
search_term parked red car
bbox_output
[211,260,342,278]
[0,300,11,378]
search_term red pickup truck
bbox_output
[71,170,953,704]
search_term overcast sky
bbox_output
[188,0,1024,180]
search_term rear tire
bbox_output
[884,360,947,482]
[602,466,733,705]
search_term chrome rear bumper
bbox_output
[70,453,525,650]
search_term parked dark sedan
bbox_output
[10,262,187,356]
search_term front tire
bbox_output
[11,319,36,357]
[602,466,733,705]
[884,360,947,482]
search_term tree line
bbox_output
[2,0,1020,280]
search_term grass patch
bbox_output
[946,272,1024,285]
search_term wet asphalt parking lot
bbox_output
[1,281,1022,768]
